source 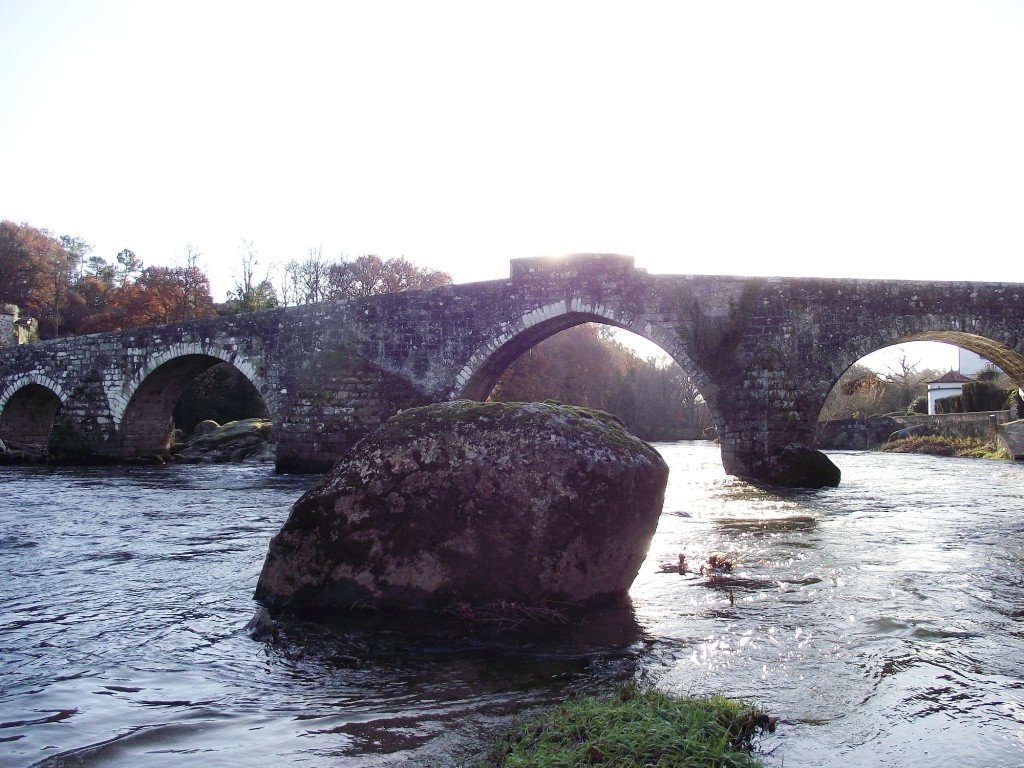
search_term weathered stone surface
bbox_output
[997,419,1024,460]
[254,401,669,614]
[178,418,274,463]
[754,443,841,489]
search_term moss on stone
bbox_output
[381,400,648,458]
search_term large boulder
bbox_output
[755,443,841,489]
[255,401,669,614]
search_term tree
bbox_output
[115,249,143,286]
[0,220,223,335]
[298,246,330,304]
[227,240,278,313]
[326,255,452,299]
[179,244,211,320]
[131,266,217,325]
[820,359,942,420]
[64,272,115,334]
[879,350,926,409]
[85,253,116,287]
[60,235,92,279]
[0,221,68,335]
[44,247,77,337]
[276,252,453,305]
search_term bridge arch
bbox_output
[815,316,1024,423]
[451,297,723,426]
[840,315,1024,381]
[0,375,67,456]
[115,344,276,458]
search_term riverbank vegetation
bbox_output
[881,435,1009,459]
[478,685,774,768]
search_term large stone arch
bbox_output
[0,375,67,455]
[814,314,1024,421]
[115,344,276,459]
[449,297,724,427]
[843,315,1022,378]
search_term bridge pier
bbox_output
[275,349,432,474]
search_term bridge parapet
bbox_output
[509,253,642,281]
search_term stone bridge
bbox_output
[1,254,1022,485]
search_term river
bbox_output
[1,444,1022,767]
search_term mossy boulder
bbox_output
[756,443,841,489]
[254,400,669,614]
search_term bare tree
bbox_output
[228,240,278,313]
[178,244,207,320]
[297,246,330,304]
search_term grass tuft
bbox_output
[478,684,775,767]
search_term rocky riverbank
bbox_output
[173,418,274,463]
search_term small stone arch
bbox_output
[114,343,276,458]
[450,298,721,423]
[0,373,67,411]
[0,375,67,455]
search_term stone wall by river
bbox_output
[816,410,1011,450]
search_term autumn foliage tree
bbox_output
[0,221,76,336]
[0,220,216,337]
[94,266,217,330]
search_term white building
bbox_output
[958,348,995,378]
[926,369,975,415]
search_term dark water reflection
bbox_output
[1,447,1023,767]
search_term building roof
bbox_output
[928,369,974,384]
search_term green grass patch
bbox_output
[479,685,774,767]
[881,435,1009,459]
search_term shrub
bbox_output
[962,381,1007,412]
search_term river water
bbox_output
[1,444,1022,767]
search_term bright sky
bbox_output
[2,1,1022,372]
